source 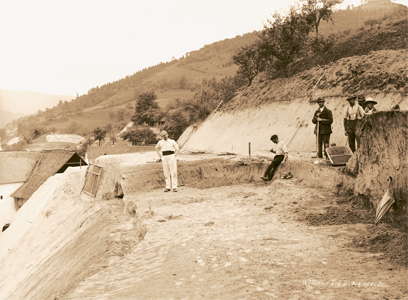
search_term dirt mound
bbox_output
[302,204,373,226]
[351,224,408,267]
[301,200,407,268]
[223,49,407,111]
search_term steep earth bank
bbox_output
[180,50,407,155]
[342,111,407,227]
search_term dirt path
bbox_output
[63,179,407,300]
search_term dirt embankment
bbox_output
[180,50,407,155]
[341,111,408,226]
[0,169,145,300]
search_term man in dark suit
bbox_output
[312,97,333,158]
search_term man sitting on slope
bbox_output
[261,134,288,182]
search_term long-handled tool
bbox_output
[375,177,395,224]
[316,119,320,159]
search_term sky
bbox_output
[0,0,406,96]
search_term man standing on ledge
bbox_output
[312,97,333,159]
[344,95,365,152]
[261,134,288,182]
[155,130,179,192]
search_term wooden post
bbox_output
[248,142,251,158]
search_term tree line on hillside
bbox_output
[233,0,407,85]
[234,0,341,85]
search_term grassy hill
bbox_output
[5,0,407,141]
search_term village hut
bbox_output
[0,151,41,230]
[11,150,87,207]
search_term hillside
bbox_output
[180,49,407,154]
[4,0,407,140]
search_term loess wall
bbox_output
[345,111,408,217]
[180,94,407,155]
[180,50,408,155]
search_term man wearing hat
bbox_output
[155,130,180,192]
[312,97,333,158]
[364,97,378,115]
[344,95,365,152]
[357,95,366,110]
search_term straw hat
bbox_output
[365,97,377,105]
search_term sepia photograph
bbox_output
[0,0,407,299]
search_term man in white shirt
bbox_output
[261,134,288,182]
[344,95,365,152]
[155,130,180,192]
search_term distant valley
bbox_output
[0,89,72,123]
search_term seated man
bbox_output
[261,134,288,181]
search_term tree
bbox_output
[301,0,340,40]
[93,127,107,146]
[233,45,266,86]
[122,126,157,145]
[131,91,162,126]
[260,8,312,76]
[105,124,116,145]
[163,110,190,139]
[17,123,45,143]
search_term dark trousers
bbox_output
[263,155,284,181]
[317,134,330,158]
[347,120,360,153]
[348,132,360,153]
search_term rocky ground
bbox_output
[63,178,408,300]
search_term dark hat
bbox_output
[346,95,357,101]
[316,97,325,103]
[357,95,366,103]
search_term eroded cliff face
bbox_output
[346,111,407,224]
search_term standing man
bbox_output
[344,95,365,152]
[261,134,288,182]
[312,97,333,159]
[155,130,179,192]
[357,95,366,111]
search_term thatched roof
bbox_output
[25,142,79,151]
[11,151,87,200]
[0,151,41,184]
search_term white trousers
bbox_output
[161,154,178,189]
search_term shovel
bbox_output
[375,177,395,225]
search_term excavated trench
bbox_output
[1,137,406,299]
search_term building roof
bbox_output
[0,151,41,184]
[11,151,87,200]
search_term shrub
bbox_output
[122,126,157,145]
